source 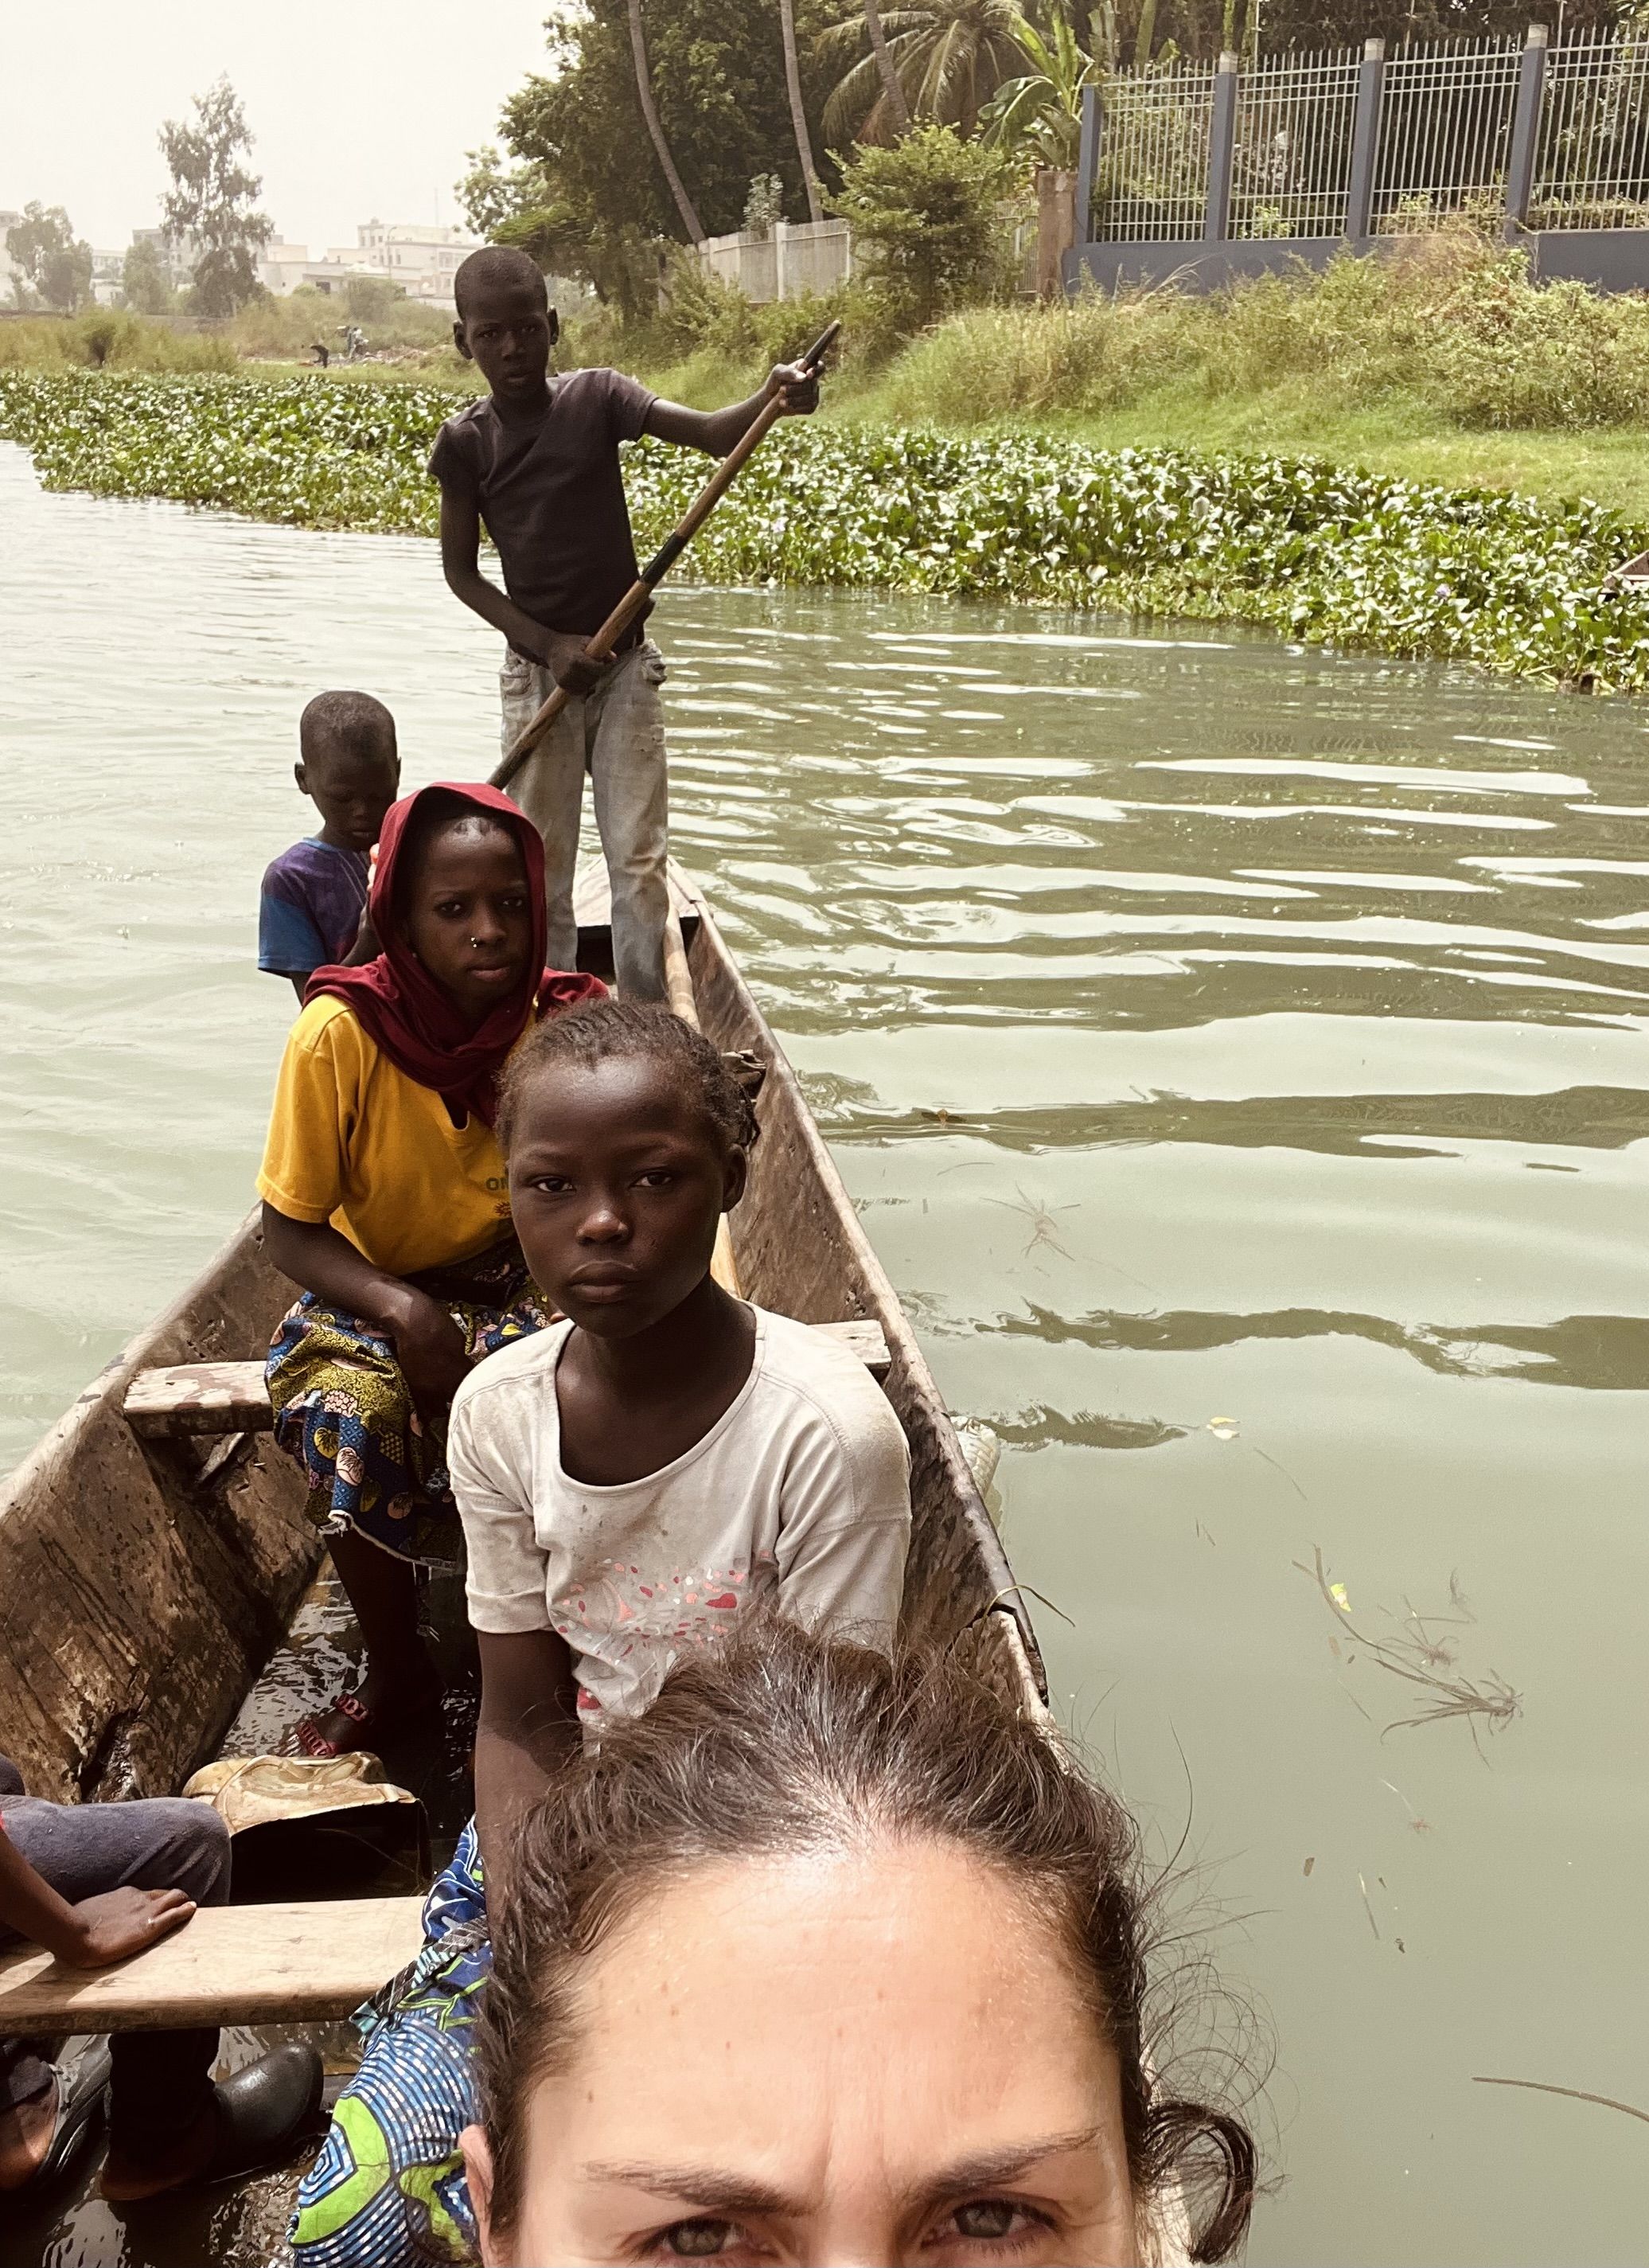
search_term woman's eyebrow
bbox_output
[578,2161,794,2215]
[902,2124,1105,2204]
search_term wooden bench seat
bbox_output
[123,1320,891,1440]
[0,1896,426,2035]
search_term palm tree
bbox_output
[978,8,1098,168]
[820,0,1039,144]
[626,0,706,243]
[864,0,913,133]
[778,0,825,223]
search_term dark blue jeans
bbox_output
[0,1756,231,2153]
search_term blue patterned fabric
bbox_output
[290,1824,489,2267]
[267,1282,551,1563]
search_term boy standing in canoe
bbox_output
[431,246,819,1001]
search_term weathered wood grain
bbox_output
[0,1896,425,2034]
[0,1219,320,1801]
[125,1360,279,1437]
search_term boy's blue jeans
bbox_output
[500,639,669,1002]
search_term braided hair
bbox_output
[497,999,761,1158]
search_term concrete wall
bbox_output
[1064,230,1649,296]
[697,219,852,305]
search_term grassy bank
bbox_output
[3,365,1647,693]
[620,235,1649,521]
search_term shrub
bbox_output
[828,126,1018,338]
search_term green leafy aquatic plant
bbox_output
[2,368,1647,693]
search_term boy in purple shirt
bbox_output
[259,691,400,1003]
[431,245,818,1001]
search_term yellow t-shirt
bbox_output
[256,996,517,1278]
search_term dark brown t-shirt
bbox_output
[427,369,657,638]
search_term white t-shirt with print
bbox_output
[447,1305,913,1727]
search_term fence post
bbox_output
[1204,50,1240,243]
[774,218,789,301]
[1503,22,1550,240]
[1075,83,1102,250]
[1345,36,1386,245]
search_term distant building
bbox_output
[90,248,125,306]
[131,226,195,292]
[258,241,313,295]
[294,221,478,311]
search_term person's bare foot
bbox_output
[0,2080,56,2190]
[99,2102,217,2201]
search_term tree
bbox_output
[159,77,272,317]
[863,0,913,135]
[5,203,92,311]
[495,0,839,275]
[120,236,177,314]
[627,0,708,241]
[1086,0,1617,64]
[821,0,1039,146]
[829,123,1012,330]
[780,0,825,222]
[457,142,660,319]
[979,10,1099,169]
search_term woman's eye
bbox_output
[928,2196,1051,2249]
[955,2200,1019,2239]
[661,2219,740,2258]
[432,899,466,919]
[529,1176,572,1196]
[636,1169,676,1188]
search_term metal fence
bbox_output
[1230,46,1360,239]
[1533,28,1649,226]
[1093,58,1219,240]
[1370,34,1525,228]
[1088,24,1649,244]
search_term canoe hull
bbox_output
[0,1221,316,1803]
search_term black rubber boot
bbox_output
[205,2042,326,2183]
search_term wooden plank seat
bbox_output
[0,1895,426,2036]
[123,1321,893,1440]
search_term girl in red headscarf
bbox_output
[257,783,604,1757]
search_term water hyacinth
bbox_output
[2,369,1647,693]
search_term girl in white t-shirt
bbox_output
[450,997,912,1891]
[290,1001,911,2266]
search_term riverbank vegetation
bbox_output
[10,225,1649,515]
[3,364,1646,693]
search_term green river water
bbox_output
[2,439,1647,2264]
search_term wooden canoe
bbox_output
[0,863,1047,1805]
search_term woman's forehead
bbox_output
[536,1845,1113,2165]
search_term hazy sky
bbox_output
[3,2,555,255]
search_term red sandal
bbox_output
[290,1685,441,1760]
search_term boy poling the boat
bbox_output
[430,246,821,1003]
[288,1001,912,2266]
[257,783,603,1759]
[259,691,400,1004]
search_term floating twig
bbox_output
[1473,2076,1649,2128]
[1296,1548,1521,1755]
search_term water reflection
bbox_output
[3,446,1648,2264]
